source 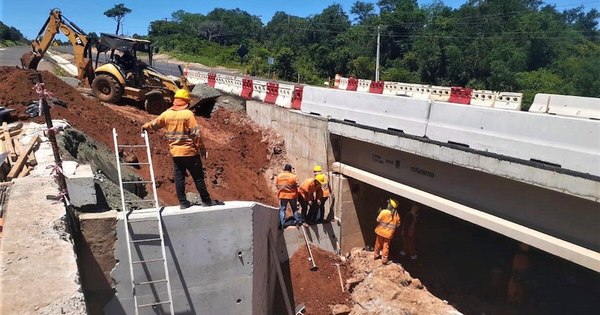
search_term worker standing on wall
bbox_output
[400,203,420,260]
[507,243,531,304]
[313,165,331,223]
[298,176,323,224]
[142,89,215,209]
[275,164,302,228]
[374,198,401,265]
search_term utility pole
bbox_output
[375,25,381,82]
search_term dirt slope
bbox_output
[0,67,279,206]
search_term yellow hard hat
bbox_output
[174,89,191,101]
[388,198,399,209]
[315,173,326,185]
[313,165,322,172]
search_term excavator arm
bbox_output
[22,8,94,86]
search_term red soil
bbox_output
[289,244,353,314]
[0,67,278,206]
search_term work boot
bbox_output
[180,201,192,209]
[382,259,392,265]
[201,199,217,207]
[374,255,381,260]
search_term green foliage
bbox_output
[146,0,599,100]
[0,22,25,43]
[104,3,132,35]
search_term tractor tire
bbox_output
[92,74,123,103]
[144,94,169,115]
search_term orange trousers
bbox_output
[374,235,391,260]
[402,234,417,257]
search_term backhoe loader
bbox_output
[22,8,201,114]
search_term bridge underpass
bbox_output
[328,121,600,273]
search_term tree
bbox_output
[351,1,376,24]
[104,3,132,35]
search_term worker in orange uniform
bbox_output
[142,89,215,209]
[400,203,420,260]
[313,165,331,223]
[507,243,530,304]
[298,176,323,223]
[374,198,401,265]
[275,164,302,227]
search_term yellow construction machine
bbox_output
[22,8,199,114]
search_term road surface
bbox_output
[0,45,58,71]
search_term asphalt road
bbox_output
[0,45,58,71]
[0,46,30,67]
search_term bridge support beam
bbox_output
[333,162,600,273]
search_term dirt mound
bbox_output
[346,248,459,315]
[289,245,353,314]
[0,67,278,206]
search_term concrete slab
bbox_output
[0,177,85,314]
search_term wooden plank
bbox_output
[17,165,30,178]
[0,129,23,141]
[6,135,39,180]
[27,151,38,167]
[2,123,17,162]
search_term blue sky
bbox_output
[1,0,598,39]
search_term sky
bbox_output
[1,0,598,39]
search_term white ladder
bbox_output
[113,128,175,315]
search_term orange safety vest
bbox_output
[146,108,202,157]
[275,171,299,200]
[320,175,331,198]
[298,178,322,201]
[375,209,401,239]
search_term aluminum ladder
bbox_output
[112,128,175,315]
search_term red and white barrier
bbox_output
[252,80,268,102]
[357,79,371,93]
[275,84,295,108]
[207,73,216,87]
[382,82,401,96]
[412,85,431,100]
[231,77,243,96]
[495,92,523,111]
[241,78,253,99]
[338,77,349,90]
[265,82,279,104]
[292,85,304,110]
[430,86,451,102]
[471,90,497,107]
[449,87,472,105]
[369,81,384,94]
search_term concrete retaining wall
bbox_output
[104,202,279,315]
[246,101,331,181]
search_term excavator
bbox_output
[22,8,201,114]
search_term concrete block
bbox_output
[65,163,96,207]
[529,93,600,119]
[426,101,600,177]
[105,201,279,315]
[301,86,431,137]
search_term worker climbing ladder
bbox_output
[112,128,175,315]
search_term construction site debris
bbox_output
[345,248,459,315]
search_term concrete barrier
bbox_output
[426,101,600,176]
[301,86,431,137]
[104,202,279,315]
[412,84,431,100]
[252,80,267,102]
[470,90,496,107]
[529,94,600,119]
[184,69,209,85]
[382,82,401,96]
[275,83,294,108]
[231,77,243,96]
[338,77,349,90]
[357,79,371,93]
[494,92,523,111]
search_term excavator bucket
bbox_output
[21,51,42,70]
